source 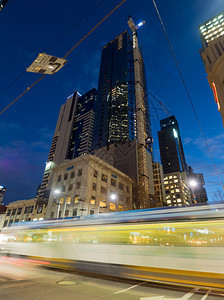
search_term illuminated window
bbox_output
[110,203,115,210]
[118,205,124,211]
[173,175,177,178]
[177,199,181,203]
[169,176,172,179]
[167,200,171,204]
[174,179,178,183]
[74,196,79,203]
[171,190,174,193]
[91,196,96,205]
[164,181,168,185]
[165,186,169,190]
[164,177,168,180]
[176,189,180,192]
[60,197,64,205]
[67,197,71,204]
[111,178,116,186]
[170,185,174,189]
[100,201,106,207]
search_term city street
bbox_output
[0,256,223,300]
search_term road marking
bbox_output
[201,290,211,300]
[140,288,199,300]
[114,281,146,294]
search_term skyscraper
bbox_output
[158,116,187,175]
[199,11,224,126]
[92,20,154,208]
[92,31,136,150]
[38,89,96,200]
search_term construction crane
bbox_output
[128,16,152,208]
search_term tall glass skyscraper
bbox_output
[92,30,149,150]
[158,116,187,174]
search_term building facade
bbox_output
[163,172,192,207]
[1,198,47,229]
[158,116,188,175]
[199,11,224,126]
[0,186,6,205]
[153,162,165,207]
[46,154,133,219]
[92,25,154,209]
[38,89,96,200]
[188,167,208,204]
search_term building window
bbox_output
[67,197,71,204]
[94,170,98,178]
[176,189,180,192]
[6,210,11,216]
[60,198,64,205]
[177,199,182,203]
[110,203,115,210]
[100,200,106,207]
[91,196,96,205]
[50,212,54,218]
[12,209,17,216]
[64,173,68,180]
[76,182,81,189]
[17,207,22,215]
[58,211,62,218]
[101,174,107,183]
[62,185,65,192]
[69,184,73,191]
[101,186,106,194]
[3,220,8,227]
[111,179,116,186]
[165,190,169,194]
[119,183,124,191]
[169,176,173,179]
[57,175,61,182]
[167,200,171,204]
[118,205,123,211]
[71,172,75,178]
[78,169,82,176]
[73,208,77,216]
[74,195,79,203]
[164,181,168,185]
[92,183,97,190]
[37,206,43,214]
[90,210,94,215]
[65,210,69,217]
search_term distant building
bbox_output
[1,198,47,229]
[163,172,192,207]
[38,89,96,200]
[0,186,6,205]
[46,154,133,219]
[153,162,165,207]
[188,167,208,204]
[158,116,188,175]
[0,205,6,231]
[199,11,224,126]
[0,0,9,12]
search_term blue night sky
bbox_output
[0,0,224,204]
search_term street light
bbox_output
[189,179,197,187]
[54,190,68,219]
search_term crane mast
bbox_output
[128,17,151,208]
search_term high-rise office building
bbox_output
[92,31,136,150]
[67,89,97,159]
[38,89,96,200]
[92,21,154,208]
[199,11,224,126]
[158,116,188,175]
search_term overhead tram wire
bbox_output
[0,0,127,116]
[152,0,224,192]
[0,0,106,100]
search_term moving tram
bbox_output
[1,204,224,290]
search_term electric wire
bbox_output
[0,0,127,116]
[152,0,224,191]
